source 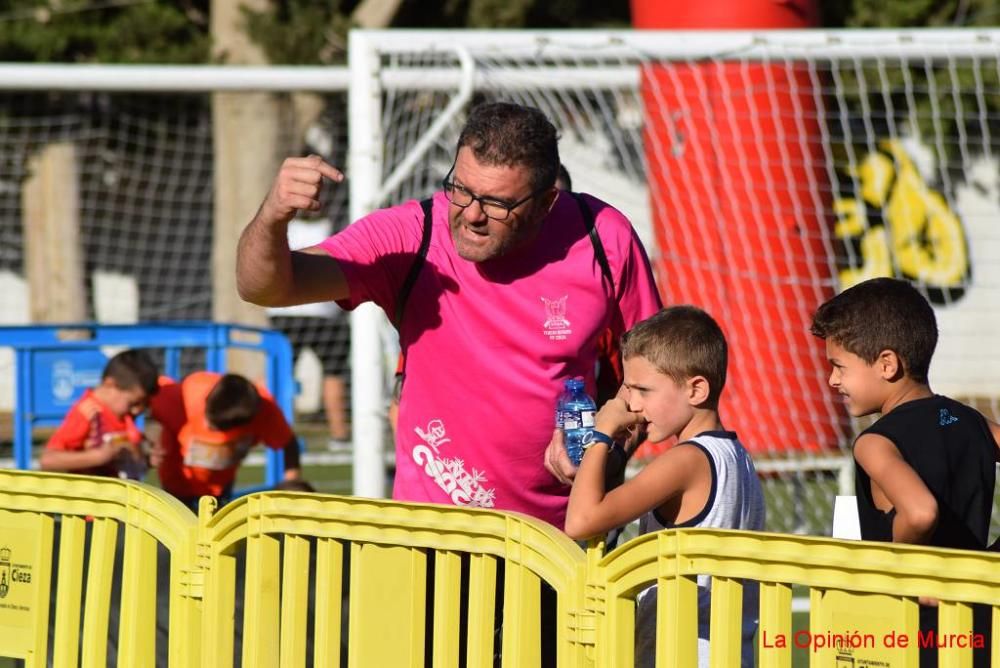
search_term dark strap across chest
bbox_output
[394,192,613,328]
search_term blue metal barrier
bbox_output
[0,322,295,490]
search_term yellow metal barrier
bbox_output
[196,490,587,668]
[0,470,198,668]
[596,529,1000,668]
[2,470,999,667]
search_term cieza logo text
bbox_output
[0,546,33,599]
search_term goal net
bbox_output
[354,29,1000,534]
[0,79,353,460]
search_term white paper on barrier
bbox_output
[832,495,861,540]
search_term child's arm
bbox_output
[41,403,116,473]
[854,433,938,544]
[564,398,708,540]
[546,386,647,488]
[281,436,302,481]
[40,436,127,472]
[253,396,302,481]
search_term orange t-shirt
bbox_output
[150,371,293,498]
[45,389,143,478]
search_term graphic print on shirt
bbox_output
[412,419,496,508]
[83,411,103,451]
[541,295,571,341]
[939,408,959,426]
[82,403,130,451]
[184,435,254,471]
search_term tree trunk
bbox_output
[211,0,278,376]
[351,0,405,28]
[23,142,86,323]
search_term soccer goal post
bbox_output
[349,29,1000,533]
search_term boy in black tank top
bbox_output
[811,277,1000,667]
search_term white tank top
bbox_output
[635,431,765,668]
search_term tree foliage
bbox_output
[822,0,1000,28]
[239,0,631,66]
[0,0,210,63]
[6,1,1000,64]
[241,0,355,65]
[394,0,630,30]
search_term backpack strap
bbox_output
[394,197,435,328]
[399,193,609,326]
[571,192,623,408]
[570,192,613,290]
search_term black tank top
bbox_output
[854,395,996,549]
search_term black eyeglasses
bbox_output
[441,168,548,222]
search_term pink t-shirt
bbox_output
[321,190,661,527]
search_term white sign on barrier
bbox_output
[832,495,861,540]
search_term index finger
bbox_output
[316,160,344,183]
[621,409,644,426]
[304,155,344,183]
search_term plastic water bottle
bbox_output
[109,433,148,481]
[555,378,596,466]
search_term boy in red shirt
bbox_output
[150,371,302,509]
[40,349,159,479]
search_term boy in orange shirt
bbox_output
[40,349,159,479]
[150,371,302,509]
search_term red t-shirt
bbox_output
[45,389,142,478]
[150,372,293,498]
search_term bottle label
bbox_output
[581,410,595,428]
[557,409,580,430]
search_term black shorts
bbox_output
[269,315,350,378]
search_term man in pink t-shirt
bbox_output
[236,102,661,528]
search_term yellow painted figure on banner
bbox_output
[834,139,969,301]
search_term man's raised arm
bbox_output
[236,155,350,307]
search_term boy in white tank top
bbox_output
[562,305,765,668]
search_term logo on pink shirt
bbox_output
[412,419,496,508]
[541,295,572,340]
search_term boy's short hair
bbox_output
[621,306,728,407]
[810,277,937,383]
[205,374,260,431]
[103,349,159,397]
